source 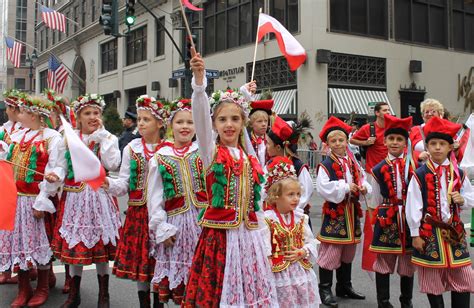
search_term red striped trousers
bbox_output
[373,254,415,277]
[317,242,357,271]
[417,265,474,295]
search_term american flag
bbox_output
[41,5,66,33]
[5,37,23,68]
[48,55,69,94]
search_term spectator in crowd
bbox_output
[118,107,140,153]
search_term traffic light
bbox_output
[99,0,118,36]
[125,0,136,28]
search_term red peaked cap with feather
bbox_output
[268,114,312,147]
[384,114,413,139]
[319,116,352,143]
[423,116,461,144]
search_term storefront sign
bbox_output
[458,67,474,111]
[220,66,245,82]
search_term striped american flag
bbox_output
[48,55,69,94]
[41,5,66,33]
[5,37,23,68]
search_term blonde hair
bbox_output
[420,98,444,117]
[249,110,269,125]
[266,178,301,205]
[326,130,348,142]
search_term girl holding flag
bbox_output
[54,94,121,308]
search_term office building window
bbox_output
[40,30,44,51]
[101,39,117,74]
[39,70,48,91]
[16,0,28,66]
[330,0,387,39]
[66,11,70,35]
[395,0,448,48]
[269,0,299,33]
[246,56,297,89]
[81,1,86,27]
[452,0,474,51]
[91,0,96,22]
[52,31,56,45]
[204,0,263,55]
[156,17,165,56]
[127,86,146,107]
[73,5,78,32]
[45,29,49,49]
[14,78,26,91]
[126,26,147,66]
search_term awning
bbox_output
[328,88,394,115]
[256,89,297,115]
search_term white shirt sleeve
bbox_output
[406,176,423,237]
[316,166,350,204]
[146,155,178,243]
[369,176,382,209]
[460,176,474,209]
[303,214,318,263]
[107,145,131,197]
[298,167,314,210]
[90,127,121,171]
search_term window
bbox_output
[66,11,70,35]
[45,29,49,49]
[126,26,147,66]
[270,0,299,33]
[39,70,48,91]
[91,0,96,22]
[15,0,27,66]
[330,0,387,39]
[73,6,78,32]
[101,39,118,74]
[156,17,165,56]
[40,30,44,51]
[127,86,147,107]
[52,31,56,45]
[81,1,86,27]
[394,0,448,48]
[204,0,264,55]
[246,56,297,90]
[14,78,26,91]
[452,0,474,51]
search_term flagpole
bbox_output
[1,160,46,177]
[35,1,79,26]
[4,35,35,50]
[178,0,196,50]
[250,8,263,82]
[49,53,85,85]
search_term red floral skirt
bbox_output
[182,227,227,308]
[112,205,155,282]
[58,238,116,265]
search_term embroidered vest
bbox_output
[316,156,362,244]
[156,150,208,216]
[265,216,312,272]
[411,164,470,268]
[128,149,148,206]
[63,143,101,192]
[370,159,412,254]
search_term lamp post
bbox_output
[25,50,38,93]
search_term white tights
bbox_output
[70,263,109,277]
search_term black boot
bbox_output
[97,275,110,308]
[399,276,414,308]
[451,292,470,308]
[138,291,151,308]
[153,292,164,308]
[335,262,365,299]
[60,276,81,308]
[427,294,444,308]
[318,267,338,307]
[376,273,393,308]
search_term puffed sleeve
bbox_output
[368,175,382,209]
[191,76,214,168]
[316,166,350,204]
[260,213,274,258]
[90,127,121,171]
[298,167,314,210]
[460,176,474,209]
[147,155,177,243]
[33,133,66,213]
[406,176,423,237]
[107,145,131,197]
[303,214,318,263]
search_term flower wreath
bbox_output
[209,89,250,117]
[265,156,297,192]
[19,96,54,117]
[73,93,106,113]
[167,98,192,122]
[3,88,23,107]
[136,95,169,120]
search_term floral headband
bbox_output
[209,89,250,117]
[265,156,297,192]
[136,95,169,120]
[167,98,192,122]
[3,88,23,107]
[73,93,106,113]
[18,95,54,117]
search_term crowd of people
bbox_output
[0,48,473,308]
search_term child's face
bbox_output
[78,106,102,134]
[171,110,195,145]
[327,131,347,156]
[384,134,406,157]
[275,180,301,214]
[251,114,268,136]
[137,109,163,140]
[427,138,453,164]
[266,136,282,158]
[6,106,19,121]
[213,103,244,147]
[17,108,38,129]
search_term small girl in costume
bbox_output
[55,94,121,308]
[0,89,23,145]
[0,95,64,308]
[316,116,371,307]
[105,95,167,307]
[182,48,278,307]
[264,156,320,307]
[147,98,207,306]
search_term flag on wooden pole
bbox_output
[182,0,203,11]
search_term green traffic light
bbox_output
[125,15,136,26]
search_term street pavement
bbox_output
[1,193,472,307]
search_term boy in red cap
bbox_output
[369,114,416,308]
[316,116,371,307]
[249,99,273,166]
[406,116,474,308]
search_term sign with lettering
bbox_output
[458,67,474,112]
[220,66,245,82]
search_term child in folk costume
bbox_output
[248,99,274,166]
[316,116,371,307]
[406,116,474,308]
[55,94,122,308]
[263,156,320,307]
[147,98,207,306]
[368,114,416,308]
[0,89,23,145]
[266,115,313,212]
[182,48,278,307]
[0,95,65,308]
[104,95,167,307]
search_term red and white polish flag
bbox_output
[60,115,106,191]
[257,13,307,71]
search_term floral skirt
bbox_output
[0,196,52,271]
[112,205,155,282]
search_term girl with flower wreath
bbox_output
[181,48,278,307]
[54,93,121,308]
[263,156,320,307]
[406,116,474,308]
[0,95,65,308]
[146,97,207,306]
[368,114,416,308]
[102,95,167,308]
[0,89,23,146]
[315,116,371,308]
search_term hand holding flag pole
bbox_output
[178,0,196,51]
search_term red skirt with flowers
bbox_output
[112,205,155,282]
[182,227,226,308]
[58,239,117,265]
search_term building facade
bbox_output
[34,0,474,132]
